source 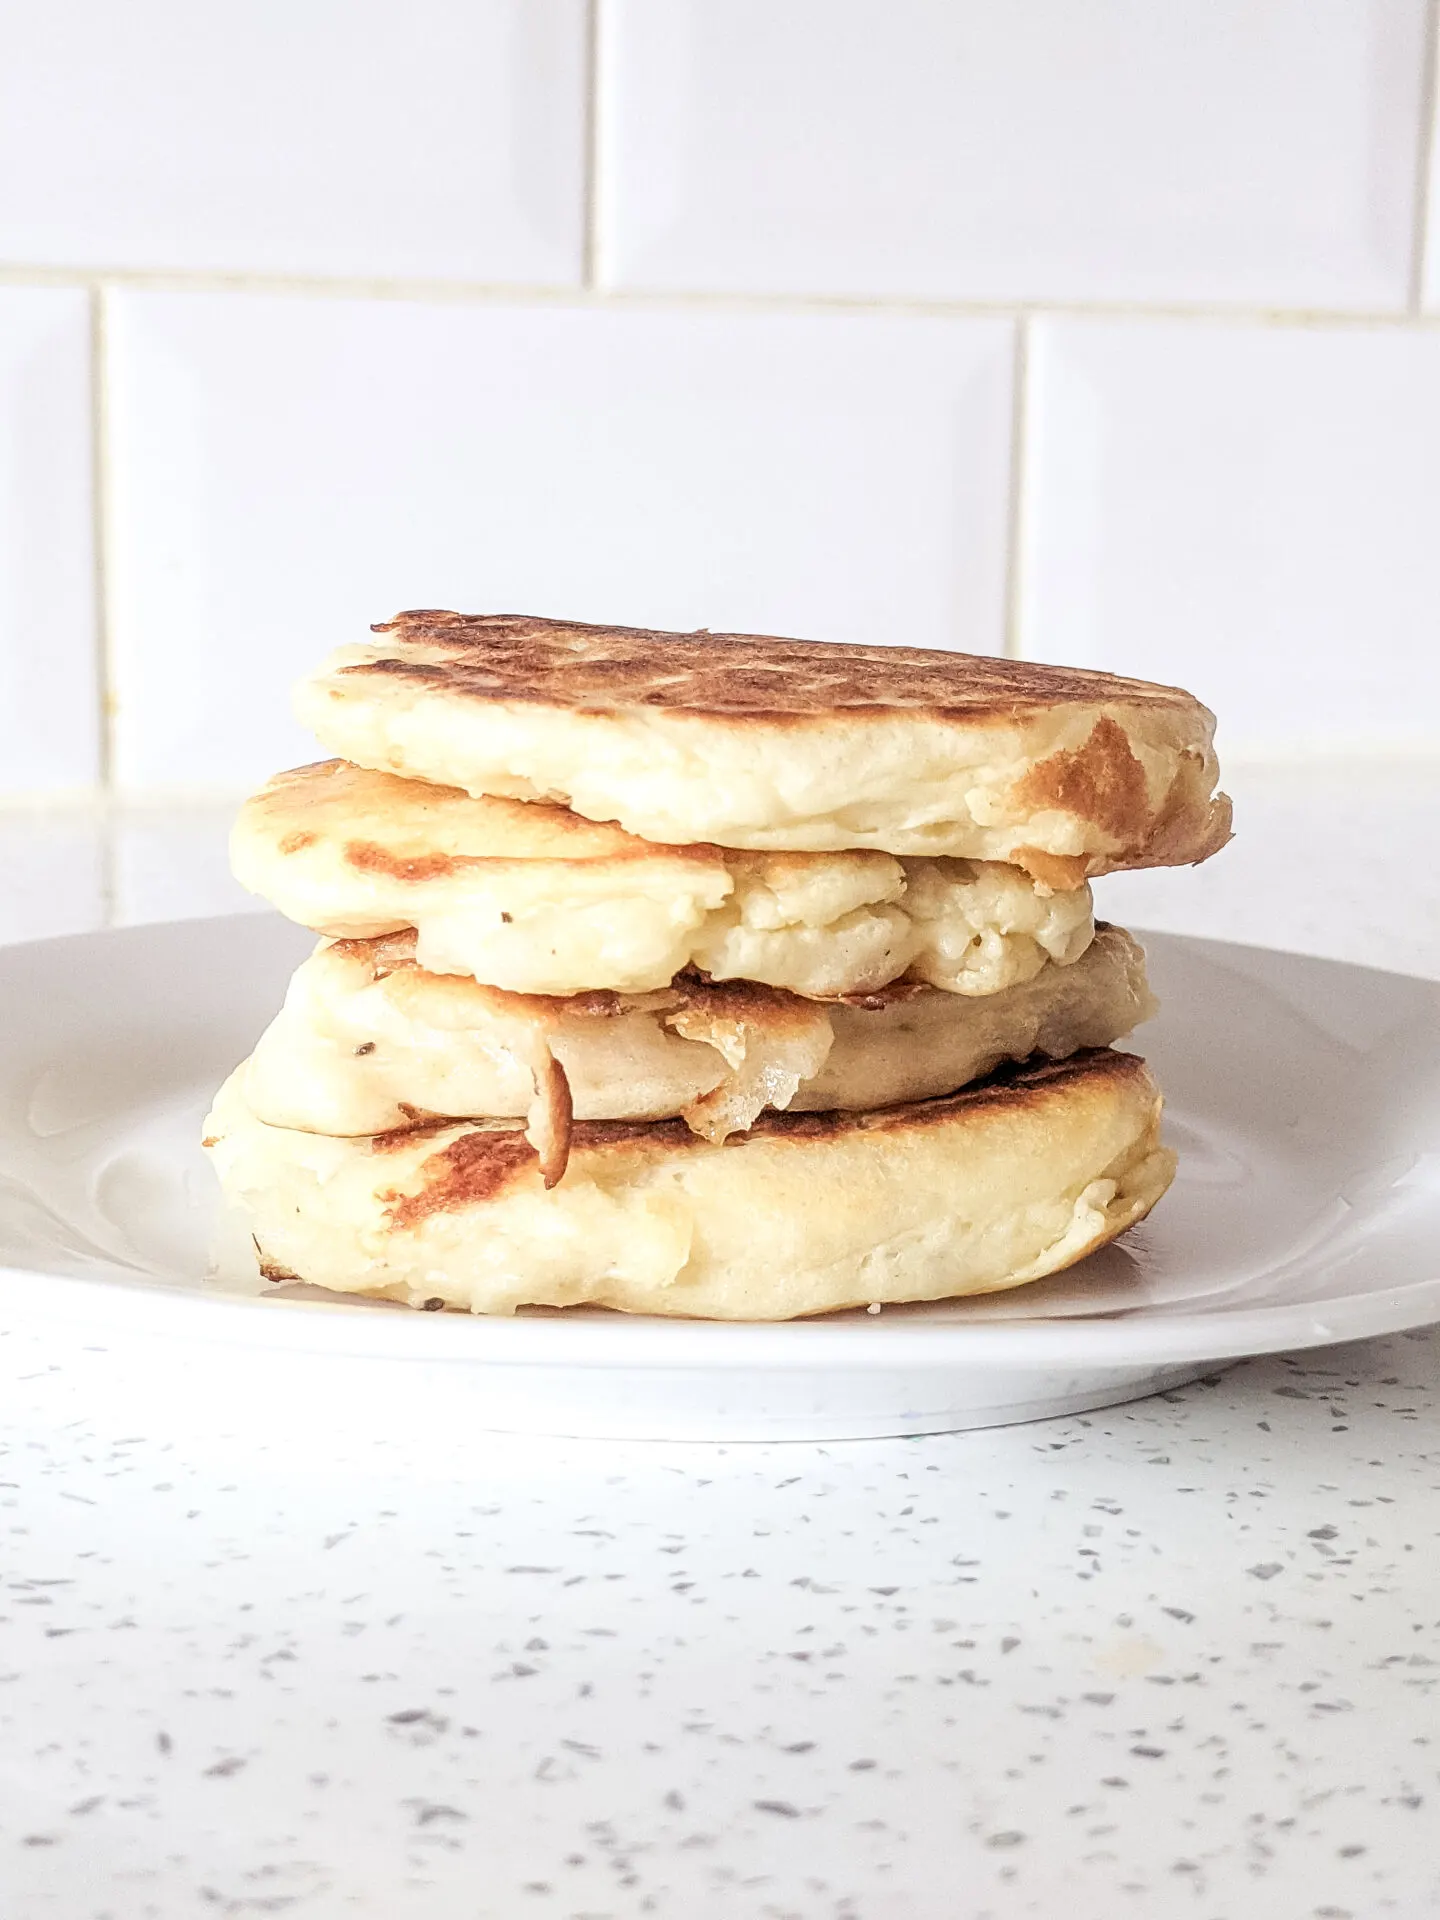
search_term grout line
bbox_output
[87,286,113,791]
[87,285,121,924]
[99,815,119,927]
[581,0,608,291]
[1411,0,1440,314]
[5,260,1440,332]
[1000,317,1032,661]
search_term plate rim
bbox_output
[2,911,1439,1372]
[3,1261,1440,1372]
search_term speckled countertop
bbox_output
[3,761,1440,1920]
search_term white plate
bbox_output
[1,915,1438,1440]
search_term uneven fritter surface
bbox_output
[241,924,1155,1146]
[232,759,1095,999]
[328,611,1210,715]
[205,1049,1176,1321]
[294,612,1232,876]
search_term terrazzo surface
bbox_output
[2,1330,1439,1919]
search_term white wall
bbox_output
[2,0,1439,801]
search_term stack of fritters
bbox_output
[205,613,1231,1320]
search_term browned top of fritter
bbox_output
[246,758,714,871]
[352,611,1211,724]
[373,1047,1156,1230]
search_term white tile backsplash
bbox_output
[1101,761,1440,979]
[604,0,1428,310]
[0,3,1437,795]
[1022,317,1440,755]
[105,290,1015,790]
[0,0,587,284]
[112,805,263,926]
[0,812,105,944]
[0,288,98,797]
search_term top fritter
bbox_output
[294,612,1231,881]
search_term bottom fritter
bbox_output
[203,1049,1176,1322]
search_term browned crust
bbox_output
[343,842,476,883]
[1013,715,1151,841]
[327,929,422,977]
[373,1047,1154,1230]
[257,1254,303,1283]
[378,1130,538,1226]
[1008,717,1233,884]
[250,760,725,870]
[326,940,940,1023]
[523,1039,574,1189]
[655,974,838,1026]
[348,611,1212,723]
[338,826,719,878]
[1009,848,1097,890]
[829,979,937,1009]
[1141,758,1235,869]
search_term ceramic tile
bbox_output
[111,804,262,927]
[0,812,106,944]
[0,288,98,798]
[605,0,1427,310]
[1022,316,1440,756]
[1100,761,1440,980]
[106,289,1015,791]
[0,0,586,284]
